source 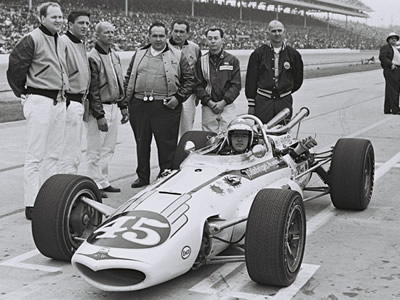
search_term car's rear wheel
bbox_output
[172,130,216,169]
[32,174,103,261]
[245,189,306,287]
[329,138,374,210]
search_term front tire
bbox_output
[329,138,374,210]
[32,174,103,261]
[245,189,306,287]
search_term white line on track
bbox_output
[0,249,62,273]
[190,263,320,300]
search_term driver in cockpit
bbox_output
[224,119,254,154]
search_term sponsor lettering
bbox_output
[242,160,281,179]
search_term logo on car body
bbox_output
[181,246,191,259]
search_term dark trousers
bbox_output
[128,98,182,182]
[254,94,293,124]
[383,69,400,113]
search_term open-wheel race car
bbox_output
[31,107,375,292]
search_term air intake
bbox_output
[75,263,146,287]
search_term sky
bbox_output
[362,0,400,27]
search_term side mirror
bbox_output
[252,144,267,158]
[184,141,196,154]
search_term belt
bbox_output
[26,87,62,101]
[134,94,169,101]
[103,100,117,105]
[257,88,291,99]
[65,92,85,103]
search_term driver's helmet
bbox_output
[227,119,254,151]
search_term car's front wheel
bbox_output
[32,174,103,261]
[329,138,374,210]
[245,189,306,287]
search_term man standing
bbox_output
[7,2,68,220]
[379,32,400,115]
[194,28,241,133]
[86,21,129,198]
[124,22,195,188]
[168,19,201,136]
[246,20,303,124]
[58,11,91,174]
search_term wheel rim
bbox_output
[363,149,374,199]
[284,201,305,273]
[67,188,102,249]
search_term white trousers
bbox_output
[201,103,236,133]
[85,104,118,189]
[23,94,66,207]
[179,93,197,137]
[57,101,84,174]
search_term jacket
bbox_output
[88,44,125,119]
[194,50,241,106]
[61,31,90,96]
[123,44,195,104]
[168,38,201,70]
[7,25,69,99]
[245,41,303,105]
[379,43,396,70]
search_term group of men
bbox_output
[7,2,304,220]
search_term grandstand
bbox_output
[0,0,385,53]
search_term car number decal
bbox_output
[87,211,171,249]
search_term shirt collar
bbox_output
[150,45,167,56]
[66,31,82,43]
[266,40,287,51]
[210,49,224,59]
[169,37,189,46]
[95,43,110,55]
[39,24,58,37]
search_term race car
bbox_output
[31,107,375,292]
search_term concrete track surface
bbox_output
[1,68,400,299]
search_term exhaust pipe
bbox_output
[265,107,310,135]
[264,107,291,129]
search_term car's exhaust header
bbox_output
[264,107,310,135]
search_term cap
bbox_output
[386,32,399,42]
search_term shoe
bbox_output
[103,185,121,193]
[25,206,33,220]
[391,111,400,115]
[384,111,391,114]
[100,190,108,198]
[131,178,149,188]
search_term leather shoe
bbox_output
[25,206,33,220]
[131,178,149,188]
[100,190,108,198]
[392,111,400,115]
[103,185,121,193]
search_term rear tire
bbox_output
[245,189,306,287]
[32,174,103,261]
[329,138,374,210]
[172,130,216,169]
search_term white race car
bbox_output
[32,107,374,292]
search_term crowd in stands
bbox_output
[0,0,386,53]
